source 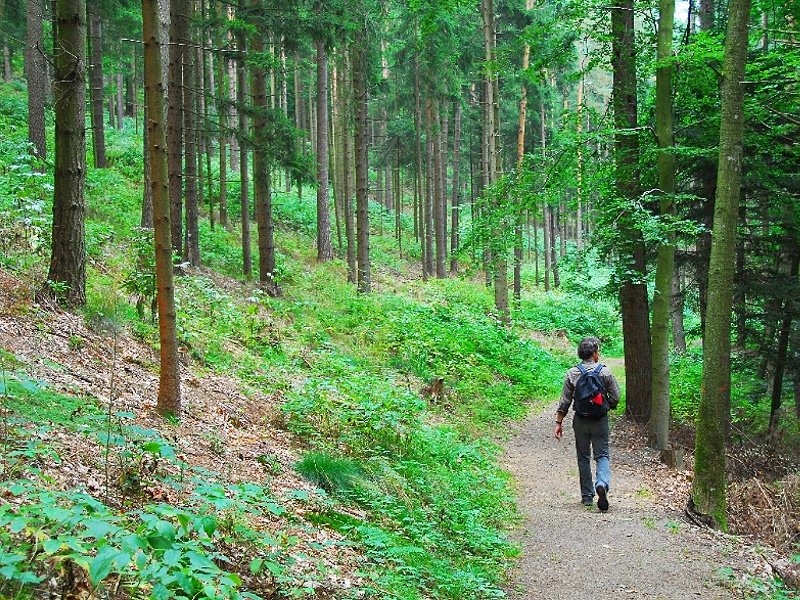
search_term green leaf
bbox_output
[88,546,117,584]
[9,517,28,533]
[42,538,63,554]
[249,558,263,574]
[163,548,181,566]
[83,518,118,539]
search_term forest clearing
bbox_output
[0,0,798,598]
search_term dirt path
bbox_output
[503,403,736,600]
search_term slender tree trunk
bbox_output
[228,30,239,172]
[142,0,170,228]
[250,0,278,295]
[237,21,251,277]
[87,6,106,168]
[649,0,677,451]
[613,0,652,422]
[167,0,187,256]
[143,0,181,417]
[116,72,124,129]
[45,0,87,307]
[353,37,370,293]
[691,0,751,530]
[550,208,560,288]
[340,50,356,283]
[514,7,532,301]
[424,98,434,278]
[769,251,798,430]
[331,57,344,253]
[670,269,687,352]
[433,99,445,278]
[215,8,228,229]
[316,38,333,261]
[183,33,200,266]
[26,0,46,161]
[414,47,425,277]
[450,100,461,274]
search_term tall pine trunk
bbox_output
[316,38,333,261]
[613,0,652,422]
[26,0,46,161]
[450,100,461,274]
[167,0,187,256]
[46,0,87,307]
[237,23,251,277]
[352,37,370,293]
[183,34,200,266]
[143,0,181,416]
[87,6,106,168]
[250,0,278,295]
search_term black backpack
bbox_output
[573,363,609,419]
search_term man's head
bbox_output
[577,336,600,360]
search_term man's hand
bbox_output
[554,422,563,440]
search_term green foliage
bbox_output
[0,370,104,428]
[515,289,622,355]
[0,476,301,599]
[295,452,365,494]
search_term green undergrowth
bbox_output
[0,80,571,599]
[0,423,333,600]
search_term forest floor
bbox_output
[502,398,766,600]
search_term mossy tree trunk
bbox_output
[691,0,752,530]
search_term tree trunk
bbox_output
[143,0,181,417]
[414,46,425,277]
[550,207,560,288]
[699,0,714,30]
[167,0,187,257]
[353,37,370,293]
[237,35,251,277]
[424,98,434,278]
[769,246,799,430]
[183,32,200,266]
[340,50,356,283]
[116,72,124,129]
[215,6,228,229]
[26,0,46,161]
[514,12,532,300]
[691,0,751,530]
[670,268,687,353]
[87,6,106,168]
[331,57,344,253]
[250,0,278,295]
[613,0,652,422]
[316,38,333,262]
[433,99,445,278]
[450,99,461,275]
[649,0,677,451]
[46,0,87,307]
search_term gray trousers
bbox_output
[572,414,611,502]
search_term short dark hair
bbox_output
[578,336,600,359]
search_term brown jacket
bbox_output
[556,360,621,416]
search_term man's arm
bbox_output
[603,369,621,409]
[554,372,574,439]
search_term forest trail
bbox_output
[503,403,734,600]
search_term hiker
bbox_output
[554,336,621,511]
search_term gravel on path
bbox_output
[503,403,735,600]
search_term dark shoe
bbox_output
[596,484,609,512]
[581,498,593,507]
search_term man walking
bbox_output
[554,336,621,511]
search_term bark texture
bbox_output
[47,0,87,307]
[143,0,181,416]
[692,0,752,530]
